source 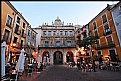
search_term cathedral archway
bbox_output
[53,51,63,65]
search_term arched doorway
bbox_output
[66,51,74,63]
[53,51,63,65]
[42,51,49,63]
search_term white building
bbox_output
[111,2,121,49]
[33,17,82,65]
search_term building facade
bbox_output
[1,1,17,63]
[1,1,37,64]
[88,3,121,62]
[33,17,82,65]
[111,2,121,49]
[25,25,38,63]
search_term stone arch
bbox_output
[42,51,50,63]
[53,51,63,65]
[66,50,74,63]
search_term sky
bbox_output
[10,1,119,28]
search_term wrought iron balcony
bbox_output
[107,41,115,48]
[103,30,112,36]
[38,45,76,48]
[95,45,101,50]
[99,41,115,49]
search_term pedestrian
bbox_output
[10,66,17,80]
[40,62,43,71]
[77,62,81,70]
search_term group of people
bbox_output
[2,62,18,81]
[2,61,47,80]
[69,61,93,72]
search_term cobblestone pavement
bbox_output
[21,65,121,81]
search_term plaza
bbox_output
[1,1,121,81]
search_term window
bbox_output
[102,14,107,24]
[67,41,71,47]
[56,41,60,47]
[14,24,19,33]
[43,31,46,36]
[22,29,24,37]
[60,31,63,36]
[6,15,12,27]
[65,31,68,36]
[48,31,51,36]
[13,37,18,43]
[104,24,111,35]
[16,16,20,24]
[106,36,113,44]
[21,40,23,48]
[96,40,100,47]
[3,29,10,41]
[69,31,73,36]
[23,22,25,28]
[28,29,30,36]
[93,22,97,29]
[45,41,49,47]
[94,30,98,36]
[53,31,56,36]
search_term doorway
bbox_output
[53,51,63,65]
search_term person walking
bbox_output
[77,62,81,70]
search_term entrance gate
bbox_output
[53,51,63,65]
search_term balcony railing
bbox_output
[6,23,12,29]
[103,30,112,36]
[98,41,115,49]
[38,45,76,48]
[95,44,101,50]
[107,41,115,47]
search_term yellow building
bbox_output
[1,1,17,62]
[1,1,29,63]
[88,4,121,62]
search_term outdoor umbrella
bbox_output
[1,41,6,77]
[15,48,25,81]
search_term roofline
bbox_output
[87,4,112,25]
[5,1,29,25]
[110,1,121,10]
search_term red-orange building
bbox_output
[88,4,121,62]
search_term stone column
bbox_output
[50,53,53,65]
[63,53,66,64]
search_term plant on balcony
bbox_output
[76,34,81,38]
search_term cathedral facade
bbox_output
[33,17,81,65]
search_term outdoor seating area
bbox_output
[1,62,46,81]
[99,62,121,72]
